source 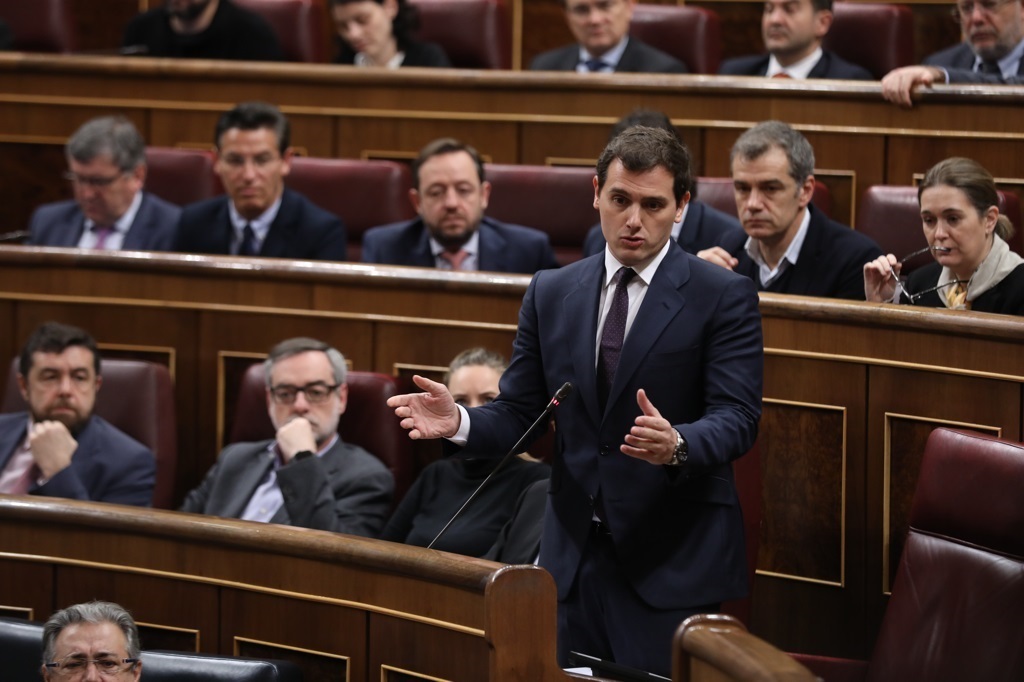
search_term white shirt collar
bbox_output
[602,236,673,287]
[430,230,481,270]
[84,189,143,234]
[354,51,406,69]
[744,206,811,287]
[577,36,630,72]
[228,193,283,253]
[766,46,824,79]
[973,36,1024,77]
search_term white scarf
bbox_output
[937,234,1023,309]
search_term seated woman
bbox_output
[381,348,550,556]
[330,0,451,68]
[864,157,1024,315]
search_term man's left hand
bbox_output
[622,389,678,465]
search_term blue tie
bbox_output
[584,58,609,73]
[239,223,257,256]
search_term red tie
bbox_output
[772,72,792,79]
[439,249,469,271]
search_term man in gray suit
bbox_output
[27,116,180,251]
[180,337,394,537]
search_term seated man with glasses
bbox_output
[42,601,142,681]
[180,337,394,536]
[27,116,180,251]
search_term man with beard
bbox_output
[362,138,558,273]
[0,322,155,505]
[719,0,872,79]
[122,0,284,61]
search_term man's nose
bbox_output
[292,390,311,412]
[443,187,460,207]
[57,374,74,394]
[623,203,643,228]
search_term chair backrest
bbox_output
[720,442,761,626]
[232,0,330,62]
[285,157,415,261]
[2,358,178,510]
[145,147,222,207]
[0,0,77,53]
[408,0,511,69]
[0,616,44,681]
[229,363,414,503]
[484,164,597,266]
[867,428,1024,679]
[697,176,834,220]
[629,4,721,74]
[823,3,914,80]
[856,185,1023,274]
[141,650,304,681]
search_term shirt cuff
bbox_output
[448,404,470,446]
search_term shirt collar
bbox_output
[602,236,673,288]
[84,189,143,234]
[228,194,283,243]
[430,229,480,258]
[766,46,823,79]
[577,35,630,72]
[744,206,811,285]
[354,51,406,69]
[973,36,1024,77]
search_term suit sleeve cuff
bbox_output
[447,404,470,446]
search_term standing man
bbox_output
[362,138,558,273]
[387,127,763,676]
[180,337,393,536]
[0,322,155,505]
[698,120,882,300]
[530,0,687,73]
[719,0,872,79]
[28,116,180,251]
[174,101,348,261]
[42,602,142,681]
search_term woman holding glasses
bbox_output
[864,157,1024,314]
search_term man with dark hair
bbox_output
[28,116,180,251]
[361,137,558,273]
[530,0,686,73]
[174,101,348,260]
[0,322,155,505]
[583,109,743,258]
[42,601,142,681]
[122,0,284,61]
[698,120,882,299]
[387,126,763,676]
[719,0,872,79]
[181,337,393,536]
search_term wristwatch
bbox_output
[293,450,315,462]
[667,430,688,466]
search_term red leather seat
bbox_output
[145,147,221,207]
[484,164,597,266]
[286,157,415,261]
[2,358,178,509]
[629,4,721,75]
[696,176,834,220]
[228,364,415,504]
[720,441,761,626]
[232,0,330,62]
[823,3,914,79]
[408,0,510,69]
[0,0,77,53]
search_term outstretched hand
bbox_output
[386,375,461,440]
[621,389,678,465]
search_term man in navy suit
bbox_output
[387,126,763,677]
[0,322,155,506]
[530,0,686,73]
[719,0,872,80]
[362,138,558,274]
[175,101,348,260]
[28,116,180,251]
[698,121,881,300]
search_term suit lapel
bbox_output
[0,417,28,472]
[411,221,435,267]
[121,193,148,251]
[807,53,829,78]
[476,221,507,271]
[259,190,295,258]
[677,202,702,252]
[224,447,275,519]
[566,258,604,426]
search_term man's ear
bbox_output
[17,374,28,402]
[409,188,422,214]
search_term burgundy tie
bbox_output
[92,225,114,250]
[597,267,635,409]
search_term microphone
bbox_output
[0,231,30,243]
[427,382,573,550]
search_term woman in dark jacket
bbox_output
[330,0,451,68]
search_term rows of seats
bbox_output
[2,0,915,76]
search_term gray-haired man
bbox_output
[42,601,142,681]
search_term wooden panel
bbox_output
[0,559,53,621]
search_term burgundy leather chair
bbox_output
[720,441,761,626]
[145,147,222,207]
[229,363,415,504]
[484,164,597,266]
[629,4,722,75]
[232,0,330,62]
[285,157,415,261]
[696,176,834,220]
[675,428,1024,682]
[856,185,1022,275]
[408,0,511,69]
[822,3,914,80]
[2,358,178,510]
[0,0,77,53]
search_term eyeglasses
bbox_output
[63,171,127,188]
[269,382,340,405]
[903,278,971,304]
[888,246,971,303]
[951,0,1014,21]
[44,656,139,677]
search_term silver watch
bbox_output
[667,429,688,466]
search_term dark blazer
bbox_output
[361,216,559,274]
[904,261,1024,315]
[462,245,763,609]
[719,50,874,79]
[0,413,155,506]
[483,478,549,564]
[27,192,180,251]
[175,188,348,260]
[944,68,1024,84]
[334,39,452,67]
[924,41,1024,74]
[729,204,882,300]
[530,37,688,73]
[583,200,743,258]
[179,438,394,537]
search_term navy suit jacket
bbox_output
[174,188,347,260]
[944,68,1024,84]
[530,37,688,73]
[925,42,1024,74]
[0,413,155,506]
[583,200,743,258]
[719,50,874,79]
[728,204,882,300]
[361,216,559,274]
[462,245,763,608]
[27,192,180,251]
